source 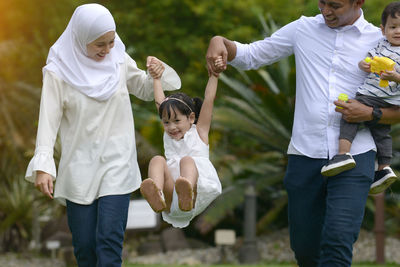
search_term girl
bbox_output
[25,4,180,266]
[140,57,223,228]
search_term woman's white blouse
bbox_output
[26,53,180,205]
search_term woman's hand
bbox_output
[334,98,373,123]
[35,171,54,199]
[146,56,165,80]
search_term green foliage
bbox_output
[102,0,314,97]
[122,263,400,267]
[363,0,395,26]
[0,0,80,252]
[0,0,397,252]
[0,0,81,85]
[0,80,63,252]
[193,15,295,234]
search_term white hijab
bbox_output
[43,4,125,101]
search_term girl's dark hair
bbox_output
[382,2,400,27]
[158,92,203,124]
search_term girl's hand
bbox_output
[146,56,165,79]
[358,59,371,73]
[381,70,400,83]
[206,36,227,77]
[214,56,225,74]
[35,171,54,199]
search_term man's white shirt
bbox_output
[230,12,382,159]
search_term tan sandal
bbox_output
[175,177,193,212]
[140,178,166,213]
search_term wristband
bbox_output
[371,106,382,124]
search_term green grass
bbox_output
[122,264,400,267]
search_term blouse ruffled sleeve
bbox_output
[125,53,181,101]
[25,146,57,183]
[25,71,63,183]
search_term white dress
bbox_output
[161,125,222,228]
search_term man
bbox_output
[206,0,400,266]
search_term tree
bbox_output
[0,0,397,251]
[0,0,80,251]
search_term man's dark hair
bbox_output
[382,2,400,27]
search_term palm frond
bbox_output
[198,15,295,233]
[219,73,262,105]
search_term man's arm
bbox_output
[335,99,400,124]
[206,19,298,77]
[206,36,237,77]
[380,106,400,124]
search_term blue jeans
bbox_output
[283,150,375,267]
[66,194,131,267]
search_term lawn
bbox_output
[122,264,400,267]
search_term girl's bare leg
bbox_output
[175,156,198,211]
[147,155,174,211]
[140,178,166,212]
[141,156,174,212]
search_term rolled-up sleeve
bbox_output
[25,71,63,183]
[229,19,297,70]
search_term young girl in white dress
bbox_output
[140,57,223,228]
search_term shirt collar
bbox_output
[351,9,368,33]
[315,9,368,33]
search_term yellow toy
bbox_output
[336,93,348,109]
[365,56,395,88]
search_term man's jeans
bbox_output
[284,150,375,267]
[66,193,131,267]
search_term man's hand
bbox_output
[206,36,228,77]
[35,171,54,199]
[334,98,373,123]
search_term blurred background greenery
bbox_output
[1,0,398,253]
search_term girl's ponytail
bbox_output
[192,97,203,124]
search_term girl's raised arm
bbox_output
[197,57,224,144]
[153,79,165,111]
[196,75,219,144]
[147,56,165,110]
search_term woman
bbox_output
[25,4,180,266]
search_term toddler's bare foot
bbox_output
[140,178,166,212]
[175,177,193,212]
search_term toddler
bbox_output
[321,2,400,195]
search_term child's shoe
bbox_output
[140,178,166,212]
[321,153,356,177]
[369,166,398,195]
[175,177,193,212]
